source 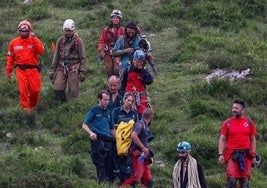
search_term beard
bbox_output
[179,155,189,161]
[233,111,242,118]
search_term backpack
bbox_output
[116,119,135,156]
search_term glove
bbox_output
[79,72,86,82]
[97,56,103,64]
[7,75,11,82]
[49,72,55,84]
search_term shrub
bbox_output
[206,54,231,69]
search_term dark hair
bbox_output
[98,90,109,99]
[125,22,139,34]
[234,99,245,108]
[142,108,154,120]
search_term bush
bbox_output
[206,54,231,69]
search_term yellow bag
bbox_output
[116,120,135,156]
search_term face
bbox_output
[108,79,119,94]
[19,30,30,38]
[232,103,244,118]
[99,93,110,109]
[124,95,134,109]
[178,151,189,160]
[126,28,136,39]
[133,59,144,69]
[64,29,74,38]
[111,16,120,25]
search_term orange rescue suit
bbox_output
[6,35,45,111]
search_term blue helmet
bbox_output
[133,50,145,61]
[176,141,191,152]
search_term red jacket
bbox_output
[6,35,44,76]
[98,26,124,53]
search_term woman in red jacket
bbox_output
[98,10,124,77]
[6,20,45,111]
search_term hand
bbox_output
[100,51,105,58]
[49,72,55,84]
[90,132,97,140]
[124,48,134,54]
[6,75,11,82]
[142,147,150,156]
[218,155,225,164]
[49,72,55,80]
[151,65,158,75]
[79,72,86,82]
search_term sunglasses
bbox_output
[178,151,188,154]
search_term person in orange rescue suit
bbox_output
[97,10,124,77]
[5,20,45,111]
[120,50,153,116]
[218,99,257,188]
[49,19,88,103]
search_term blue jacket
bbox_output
[112,35,140,68]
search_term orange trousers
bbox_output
[16,68,41,111]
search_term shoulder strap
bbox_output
[59,34,79,53]
[226,117,252,137]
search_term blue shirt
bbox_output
[111,105,139,127]
[107,90,123,111]
[113,35,140,68]
[83,105,113,137]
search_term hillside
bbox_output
[0,0,266,187]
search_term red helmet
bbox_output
[18,20,32,31]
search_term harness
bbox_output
[58,33,80,75]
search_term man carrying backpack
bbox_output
[218,99,257,188]
[98,10,124,77]
[49,19,88,103]
[120,108,154,188]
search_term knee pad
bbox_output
[227,177,237,188]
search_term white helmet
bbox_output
[110,10,122,19]
[63,19,75,30]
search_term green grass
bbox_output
[0,0,266,187]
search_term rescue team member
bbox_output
[218,99,257,188]
[119,108,154,188]
[111,92,139,184]
[106,75,123,111]
[98,10,124,77]
[172,141,207,188]
[112,22,140,75]
[120,50,153,116]
[82,90,116,184]
[6,20,45,111]
[49,19,88,103]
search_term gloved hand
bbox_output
[79,72,86,82]
[149,61,158,75]
[6,74,11,82]
[49,72,55,84]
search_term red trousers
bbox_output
[225,149,252,179]
[120,150,152,187]
[16,68,41,111]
